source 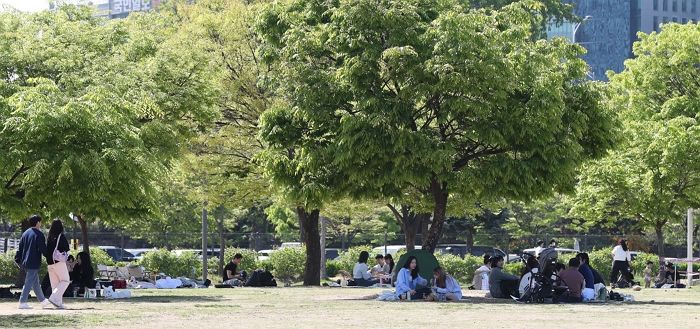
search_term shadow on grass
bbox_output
[0,314,73,328]
[348,295,700,307]
[85,295,227,304]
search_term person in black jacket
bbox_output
[45,219,71,308]
[14,215,54,309]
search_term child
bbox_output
[643,261,653,288]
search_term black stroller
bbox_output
[518,248,559,303]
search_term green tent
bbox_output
[392,250,439,283]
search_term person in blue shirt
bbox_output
[576,253,595,301]
[14,215,56,309]
[395,256,428,300]
[430,267,462,301]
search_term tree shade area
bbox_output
[0,1,698,286]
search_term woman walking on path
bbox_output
[45,219,71,308]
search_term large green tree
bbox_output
[0,6,215,252]
[257,0,617,256]
[572,23,700,257]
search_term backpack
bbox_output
[245,269,277,287]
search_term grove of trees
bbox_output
[0,1,698,285]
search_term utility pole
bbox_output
[688,208,694,288]
[202,201,208,281]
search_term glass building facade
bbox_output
[551,0,700,81]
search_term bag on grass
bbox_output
[245,269,277,287]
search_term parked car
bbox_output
[371,245,422,257]
[98,246,135,262]
[125,248,156,261]
[258,249,275,261]
[521,247,580,261]
[436,244,515,262]
[324,248,341,260]
[280,242,302,249]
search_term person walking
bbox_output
[45,219,71,308]
[14,215,55,309]
[610,238,632,287]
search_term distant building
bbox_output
[548,0,700,80]
[49,1,162,19]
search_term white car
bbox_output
[125,248,156,261]
[258,249,275,261]
[372,245,421,257]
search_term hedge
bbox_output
[269,247,305,284]
[223,248,259,274]
[434,253,483,285]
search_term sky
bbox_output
[0,0,50,12]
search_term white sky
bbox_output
[0,0,50,12]
[0,1,93,12]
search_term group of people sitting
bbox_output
[472,252,607,303]
[349,252,395,287]
[394,255,462,301]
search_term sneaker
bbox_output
[47,297,61,308]
[18,303,32,309]
[41,299,53,309]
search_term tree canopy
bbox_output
[0,5,216,251]
[572,23,700,257]
[257,0,617,254]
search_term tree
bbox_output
[0,6,216,253]
[256,0,617,254]
[323,199,398,248]
[573,23,700,257]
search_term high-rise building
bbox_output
[548,0,700,80]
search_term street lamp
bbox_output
[572,15,593,43]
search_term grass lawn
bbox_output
[0,287,699,328]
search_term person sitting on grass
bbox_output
[518,256,540,297]
[575,253,596,301]
[352,251,379,287]
[472,254,491,291]
[395,256,429,300]
[557,258,585,303]
[385,254,395,273]
[370,254,390,276]
[429,267,462,301]
[488,256,519,299]
[223,253,246,286]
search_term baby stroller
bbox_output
[518,248,559,303]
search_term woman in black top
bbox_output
[45,219,70,307]
[72,252,96,294]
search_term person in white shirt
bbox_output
[472,254,491,290]
[610,238,633,287]
[370,254,390,276]
[519,256,540,297]
[352,251,379,287]
[534,240,545,257]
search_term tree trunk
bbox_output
[298,216,307,242]
[387,205,426,252]
[465,226,475,254]
[77,215,90,254]
[422,179,449,253]
[654,223,665,260]
[297,207,321,286]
